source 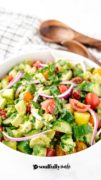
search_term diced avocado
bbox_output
[32,145,46,156]
[43,113,54,122]
[92,84,101,97]
[85,132,92,145]
[64,103,74,113]
[55,60,74,72]
[2,89,14,100]
[11,114,24,127]
[12,129,22,138]
[60,134,75,153]
[0,97,6,108]
[24,64,32,73]
[61,70,72,81]
[9,69,17,77]
[53,120,72,134]
[47,130,55,139]
[83,71,92,81]
[29,67,36,75]
[18,63,25,70]
[15,100,26,115]
[17,141,33,154]
[1,78,8,88]
[34,73,46,82]
[3,140,17,150]
[34,119,44,129]
[19,121,32,134]
[73,64,83,77]
[6,105,16,117]
[25,129,40,136]
[91,74,101,83]
[30,133,53,148]
[3,117,12,125]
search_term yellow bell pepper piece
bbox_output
[74,112,90,125]
[93,68,101,76]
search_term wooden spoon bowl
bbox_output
[62,40,101,66]
[39,19,101,50]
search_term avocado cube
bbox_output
[3,140,17,150]
[34,119,44,129]
[11,114,24,127]
[30,134,51,148]
[19,121,32,134]
[1,78,8,88]
[53,120,72,134]
[60,134,75,153]
[2,89,14,99]
[0,97,6,108]
[9,69,17,77]
[15,100,26,115]
[32,145,46,156]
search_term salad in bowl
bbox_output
[0,55,101,157]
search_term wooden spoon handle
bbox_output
[61,40,101,66]
[74,32,101,50]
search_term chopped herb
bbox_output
[73,124,91,140]
[24,73,32,81]
[59,110,74,123]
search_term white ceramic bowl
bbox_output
[0,49,101,180]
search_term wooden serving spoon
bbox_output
[62,40,101,66]
[39,20,101,50]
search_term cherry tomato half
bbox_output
[0,110,7,119]
[46,148,56,156]
[72,77,83,84]
[41,99,55,114]
[85,93,100,109]
[70,99,90,112]
[58,85,69,94]
[72,90,81,100]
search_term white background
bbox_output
[0,0,101,37]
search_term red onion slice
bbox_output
[15,85,23,97]
[38,63,47,68]
[39,84,75,99]
[89,108,99,145]
[3,130,52,142]
[0,71,23,94]
[7,71,23,88]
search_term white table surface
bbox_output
[0,0,101,38]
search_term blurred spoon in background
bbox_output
[39,19,101,50]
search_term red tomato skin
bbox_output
[86,93,100,109]
[26,103,31,113]
[98,120,101,128]
[46,148,56,156]
[41,99,55,114]
[32,61,41,68]
[72,77,83,84]
[70,99,90,112]
[0,110,7,119]
[72,90,81,100]
[8,75,14,82]
[0,126,3,132]
[58,85,68,94]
